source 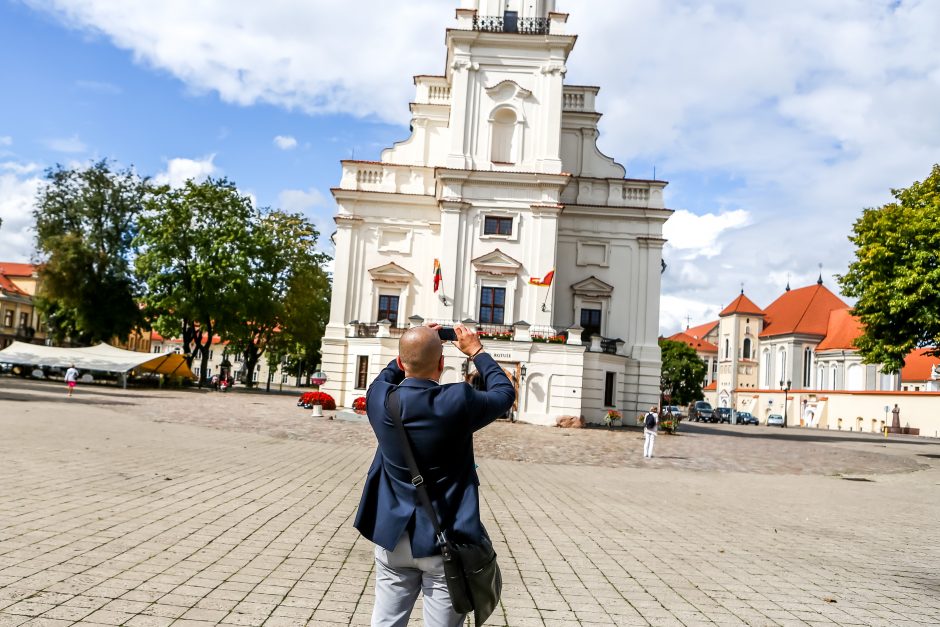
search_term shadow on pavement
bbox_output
[679,422,937,447]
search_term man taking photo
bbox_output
[354,323,515,626]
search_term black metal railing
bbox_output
[473,15,550,35]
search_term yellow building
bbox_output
[0,263,46,349]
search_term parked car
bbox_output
[767,413,785,426]
[715,407,732,423]
[690,400,714,422]
[736,411,758,425]
[664,405,683,419]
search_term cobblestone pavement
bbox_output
[1,379,939,626]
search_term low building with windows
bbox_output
[149,332,301,388]
[319,0,672,425]
[0,263,46,349]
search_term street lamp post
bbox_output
[779,379,791,428]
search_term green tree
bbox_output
[659,338,707,406]
[135,178,254,386]
[268,260,332,387]
[33,161,149,344]
[227,211,331,388]
[838,164,940,372]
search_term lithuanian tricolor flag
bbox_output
[433,259,443,292]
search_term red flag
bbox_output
[433,259,443,292]
[529,270,554,287]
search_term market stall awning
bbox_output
[0,341,195,378]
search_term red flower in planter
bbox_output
[298,391,336,410]
[353,396,367,414]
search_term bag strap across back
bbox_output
[386,387,453,555]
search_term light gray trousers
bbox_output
[371,532,467,627]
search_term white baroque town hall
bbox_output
[321,0,670,425]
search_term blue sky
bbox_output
[2,0,939,334]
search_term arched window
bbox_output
[743,338,752,360]
[491,108,518,164]
[777,348,787,384]
[817,366,825,389]
[830,365,838,390]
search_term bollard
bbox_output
[883,425,889,439]
[311,404,323,418]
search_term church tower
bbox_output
[321,1,674,425]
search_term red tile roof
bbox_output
[719,293,765,317]
[0,273,27,296]
[815,309,863,351]
[0,263,37,277]
[901,348,940,382]
[704,380,717,390]
[760,284,848,338]
[667,331,718,353]
[685,320,718,341]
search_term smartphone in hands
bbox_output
[437,327,458,342]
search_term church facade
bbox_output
[319,0,672,425]
[671,279,940,431]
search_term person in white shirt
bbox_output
[643,405,659,459]
[64,364,79,398]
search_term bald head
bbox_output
[398,326,444,379]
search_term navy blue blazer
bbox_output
[353,353,515,558]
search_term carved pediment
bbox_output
[368,262,415,285]
[485,80,533,103]
[572,276,614,297]
[471,249,522,277]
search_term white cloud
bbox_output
[44,134,87,153]
[22,0,447,124]
[273,135,298,150]
[278,187,327,212]
[0,163,42,262]
[664,209,750,260]
[154,155,217,188]
[0,162,42,176]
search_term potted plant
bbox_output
[353,396,367,415]
[604,409,623,428]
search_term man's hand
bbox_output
[454,323,483,357]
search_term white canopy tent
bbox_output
[0,341,195,380]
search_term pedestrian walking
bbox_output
[64,364,79,398]
[643,405,659,459]
[354,323,515,626]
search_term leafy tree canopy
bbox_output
[227,210,331,387]
[659,338,707,406]
[33,160,150,344]
[838,164,940,372]
[135,177,255,384]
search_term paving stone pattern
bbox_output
[1,380,939,626]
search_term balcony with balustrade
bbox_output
[344,317,626,356]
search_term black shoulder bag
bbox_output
[386,388,501,626]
